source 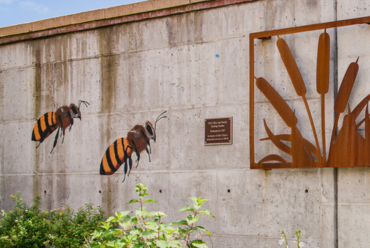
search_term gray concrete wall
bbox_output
[0,0,370,247]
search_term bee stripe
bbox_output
[37,117,44,140]
[40,114,47,133]
[109,143,119,170]
[32,121,41,141]
[43,113,55,136]
[101,154,113,175]
[105,145,117,173]
[48,112,57,130]
[114,140,123,165]
[116,138,125,163]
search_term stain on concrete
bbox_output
[31,40,42,198]
[194,11,204,43]
[98,27,118,116]
[166,19,178,48]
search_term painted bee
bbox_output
[31,100,90,153]
[100,111,167,182]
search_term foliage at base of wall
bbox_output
[85,183,215,248]
[0,192,105,248]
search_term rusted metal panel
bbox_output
[250,16,370,169]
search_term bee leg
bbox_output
[146,147,151,162]
[58,115,65,143]
[122,156,128,183]
[130,140,140,168]
[68,112,74,132]
[127,156,133,176]
[61,129,65,144]
[36,142,42,148]
[50,128,60,154]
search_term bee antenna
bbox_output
[78,100,90,109]
[154,111,167,131]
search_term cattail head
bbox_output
[334,59,359,113]
[277,37,306,97]
[316,31,330,95]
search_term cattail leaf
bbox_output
[334,60,359,113]
[256,77,297,127]
[256,77,298,127]
[316,32,330,94]
[258,154,287,167]
[277,37,306,96]
[262,119,291,154]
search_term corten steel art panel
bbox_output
[250,16,370,169]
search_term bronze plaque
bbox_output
[205,117,233,145]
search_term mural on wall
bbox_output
[99,111,167,182]
[249,16,370,169]
[31,100,90,153]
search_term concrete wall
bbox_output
[0,0,370,247]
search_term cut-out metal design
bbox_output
[250,16,370,169]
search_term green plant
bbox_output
[278,230,305,248]
[86,183,215,248]
[0,192,105,248]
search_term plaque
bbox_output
[205,117,233,145]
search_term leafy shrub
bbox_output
[85,183,215,248]
[0,192,105,248]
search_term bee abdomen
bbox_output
[32,112,57,142]
[100,138,129,175]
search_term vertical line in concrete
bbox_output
[333,1,339,247]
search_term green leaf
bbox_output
[168,240,181,248]
[126,199,140,205]
[106,216,115,223]
[187,215,200,225]
[121,216,131,223]
[155,240,169,248]
[179,205,194,212]
[194,226,212,236]
[178,227,190,235]
[147,211,162,218]
[141,230,156,236]
[117,211,130,218]
[143,199,158,203]
[191,239,208,248]
[171,220,188,225]
[199,210,215,218]
[131,216,138,224]
[198,198,209,204]
[132,241,149,248]
[159,232,165,240]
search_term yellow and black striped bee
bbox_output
[31,100,90,153]
[100,111,167,182]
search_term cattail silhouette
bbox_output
[316,31,330,165]
[328,58,359,165]
[277,37,321,162]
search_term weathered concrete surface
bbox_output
[0,0,370,247]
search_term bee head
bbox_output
[70,103,81,120]
[70,100,90,120]
[145,121,156,142]
[146,111,167,143]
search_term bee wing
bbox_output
[100,138,133,175]
[106,113,134,135]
